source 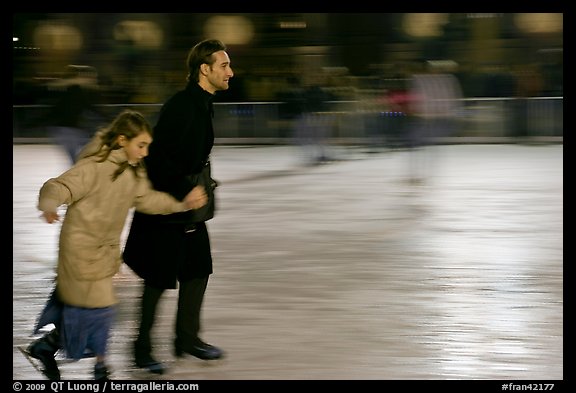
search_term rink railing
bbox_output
[13,96,563,145]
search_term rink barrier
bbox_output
[13,97,563,145]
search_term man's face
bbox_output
[206,50,234,92]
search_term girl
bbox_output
[25,109,207,380]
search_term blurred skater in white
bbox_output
[408,60,463,184]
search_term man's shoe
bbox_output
[175,341,224,360]
[94,362,111,381]
[135,355,165,375]
[27,337,60,380]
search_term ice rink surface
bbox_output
[13,143,563,382]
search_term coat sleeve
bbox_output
[132,173,191,215]
[37,162,95,213]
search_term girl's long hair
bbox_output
[86,109,152,180]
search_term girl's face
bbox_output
[119,132,153,165]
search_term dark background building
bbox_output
[13,13,563,104]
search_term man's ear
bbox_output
[200,63,210,76]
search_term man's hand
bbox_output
[183,185,208,210]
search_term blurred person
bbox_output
[275,74,305,138]
[510,63,544,138]
[383,75,415,149]
[408,60,463,183]
[475,63,516,139]
[24,110,206,381]
[43,65,109,164]
[479,63,516,98]
[360,77,387,152]
[122,39,233,374]
[293,72,336,165]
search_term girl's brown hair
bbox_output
[87,109,152,180]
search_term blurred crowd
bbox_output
[13,54,562,106]
[13,13,562,145]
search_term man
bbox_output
[123,39,233,374]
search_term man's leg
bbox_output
[175,277,208,348]
[174,277,223,360]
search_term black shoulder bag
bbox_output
[188,159,218,223]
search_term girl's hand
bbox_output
[183,185,208,210]
[42,211,60,224]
